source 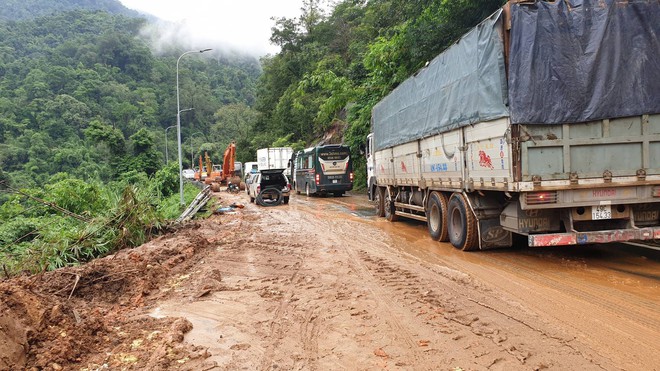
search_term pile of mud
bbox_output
[0,224,219,370]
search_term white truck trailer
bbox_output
[367,1,660,250]
[257,147,294,177]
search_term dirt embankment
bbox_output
[1,191,658,370]
[0,224,220,370]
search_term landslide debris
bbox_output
[0,222,220,370]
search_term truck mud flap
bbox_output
[464,192,511,250]
[479,218,512,250]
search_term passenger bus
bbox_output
[293,144,354,196]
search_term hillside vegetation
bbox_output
[0,0,140,21]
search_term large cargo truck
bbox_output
[257,147,294,177]
[367,0,660,250]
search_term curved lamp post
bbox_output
[176,48,212,206]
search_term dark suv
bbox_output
[246,169,291,205]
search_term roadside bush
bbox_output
[153,163,179,197]
[0,169,211,276]
[45,177,106,215]
[0,217,40,249]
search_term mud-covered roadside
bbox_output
[1,190,658,370]
[0,222,220,370]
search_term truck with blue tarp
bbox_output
[366,0,660,250]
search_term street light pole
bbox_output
[177,48,212,206]
[164,125,176,165]
[189,132,204,170]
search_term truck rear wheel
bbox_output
[385,191,398,222]
[448,193,478,251]
[374,187,385,217]
[427,191,449,241]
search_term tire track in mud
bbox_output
[298,307,321,368]
[341,245,425,363]
[284,205,429,367]
[246,208,322,371]
[353,247,537,368]
[323,214,612,370]
[257,263,300,371]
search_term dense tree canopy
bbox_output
[0,0,140,21]
[0,9,261,187]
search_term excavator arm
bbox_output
[222,142,236,181]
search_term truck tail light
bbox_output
[525,191,557,205]
[257,185,261,194]
[349,172,354,182]
[653,186,660,198]
[315,174,320,185]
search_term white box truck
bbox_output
[244,161,258,177]
[257,147,294,177]
[367,1,660,250]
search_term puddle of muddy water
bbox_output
[338,204,375,218]
[149,293,269,367]
[292,193,376,218]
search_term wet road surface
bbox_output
[293,191,660,369]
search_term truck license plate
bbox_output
[592,205,612,220]
[332,179,338,183]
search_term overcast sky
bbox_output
[118,0,307,56]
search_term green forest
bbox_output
[0,0,505,275]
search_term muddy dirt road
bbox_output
[156,191,660,370]
[1,190,659,370]
[293,194,660,370]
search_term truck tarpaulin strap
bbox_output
[372,10,509,151]
[508,0,660,125]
